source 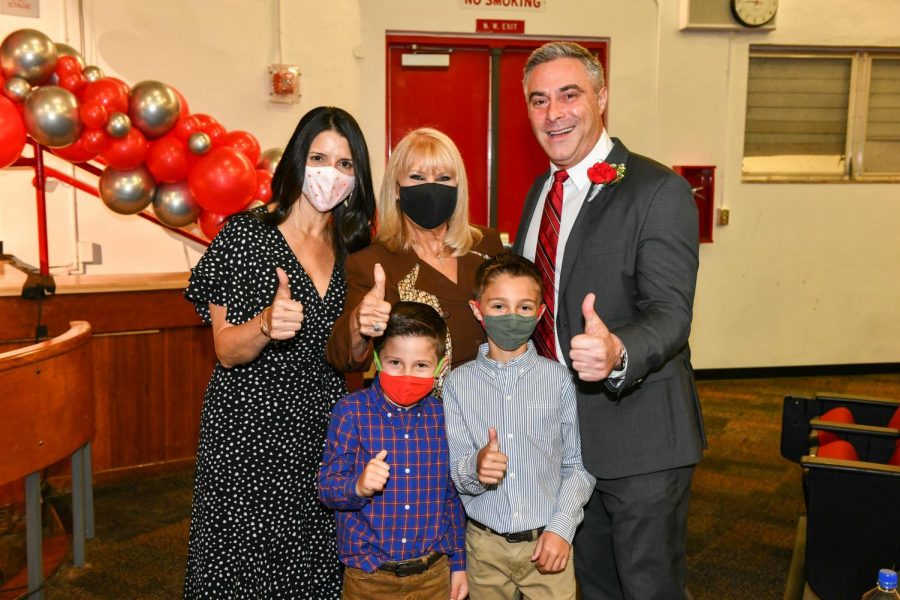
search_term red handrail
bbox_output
[10,140,210,276]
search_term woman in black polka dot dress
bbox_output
[183,107,375,599]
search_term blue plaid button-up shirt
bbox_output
[318,378,466,572]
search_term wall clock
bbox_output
[730,0,778,27]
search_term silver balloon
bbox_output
[55,43,86,69]
[105,112,131,138]
[128,80,180,139]
[82,65,104,82]
[152,180,201,227]
[188,132,211,155]
[3,77,31,102]
[99,166,156,215]
[256,147,283,175]
[0,29,58,85]
[23,85,82,148]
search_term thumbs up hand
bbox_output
[476,427,508,485]
[356,449,390,497]
[353,263,392,338]
[569,293,624,382]
[266,267,304,340]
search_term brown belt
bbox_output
[377,551,443,577]
[469,519,545,543]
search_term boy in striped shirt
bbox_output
[319,302,467,600]
[443,253,595,600]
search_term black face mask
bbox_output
[398,183,458,230]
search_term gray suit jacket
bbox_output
[513,138,706,479]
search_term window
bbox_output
[742,47,900,181]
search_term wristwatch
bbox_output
[615,345,627,371]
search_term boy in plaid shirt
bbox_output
[318,301,467,600]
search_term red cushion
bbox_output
[890,445,900,467]
[888,407,900,430]
[817,440,859,461]
[817,407,855,445]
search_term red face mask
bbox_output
[374,352,444,407]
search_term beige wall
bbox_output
[1,0,898,368]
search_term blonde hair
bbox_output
[377,128,482,255]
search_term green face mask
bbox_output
[482,314,539,351]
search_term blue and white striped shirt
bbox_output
[443,342,596,543]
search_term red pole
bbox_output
[32,142,51,276]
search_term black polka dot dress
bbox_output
[183,208,344,599]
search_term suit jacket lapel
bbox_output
[558,139,630,294]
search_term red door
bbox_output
[387,36,608,244]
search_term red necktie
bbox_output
[534,169,568,360]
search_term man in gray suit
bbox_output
[512,41,706,599]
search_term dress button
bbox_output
[405,468,411,474]
[404,504,410,510]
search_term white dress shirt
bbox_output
[522,130,616,361]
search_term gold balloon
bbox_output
[256,147,283,175]
[129,80,180,139]
[23,85,82,148]
[153,180,201,227]
[99,166,156,215]
[106,112,132,138]
[0,29,58,85]
[2,77,31,103]
[83,66,104,82]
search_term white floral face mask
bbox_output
[302,166,355,212]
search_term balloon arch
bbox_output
[0,28,283,275]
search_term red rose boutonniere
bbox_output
[587,161,626,186]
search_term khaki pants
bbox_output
[342,554,450,600]
[466,521,577,600]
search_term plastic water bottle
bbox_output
[861,569,900,599]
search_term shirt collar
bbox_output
[550,129,614,193]
[475,340,539,375]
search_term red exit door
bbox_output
[387,35,608,244]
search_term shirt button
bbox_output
[507,433,513,439]
[404,434,409,439]
[401,538,407,544]
[513,512,519,518]
[404,504,410,510]
[404,468,410,474]
[509,473,516,479]
[505,395,511,401]
[386,412,392,417]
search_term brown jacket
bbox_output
[326,226,504,373]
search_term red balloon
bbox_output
[198,209,229,240]
[171,87,190,119]
[146,136,191,183]
[55,55,82,78]
[82,129,110,154]
[254,169,273,203]
[225,130,261,165]
[0,96,27,168]
[193,114,218,130]
[188,146,256,214]
[80,101,109,129]
[79,78,129,114]
[100,127,148,169]
[174,114,202,143]
[60,72,86,94]
[51,134,97,163]
[206,123,227,147]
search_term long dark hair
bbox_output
[259,106,375,256]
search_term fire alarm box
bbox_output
[268,64,301,104]
[673,165,715,243]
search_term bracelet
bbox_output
[259,307,272,338]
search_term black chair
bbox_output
[781,393,900,463]
[801,455,900,600]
